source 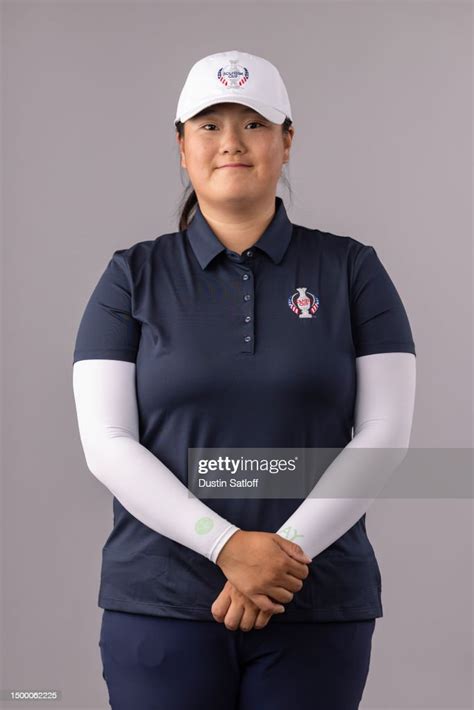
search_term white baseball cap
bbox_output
[174,50,292,126]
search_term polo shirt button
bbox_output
[244,315,251,322]
[242,273,250,280]
[246,250,253,257]
[244,335,252,342]
[243,294,251,301]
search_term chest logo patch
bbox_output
[288,287,320,318]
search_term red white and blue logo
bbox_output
[288,287,319,318]
[217,60,249,88]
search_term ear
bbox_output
[176,133,186,169]
[283,128,294,162]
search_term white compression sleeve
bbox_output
[276,352,416,559]
[72,359,240,564]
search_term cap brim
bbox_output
[176,96,287,125]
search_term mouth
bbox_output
[217,164,252,169]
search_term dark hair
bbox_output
[174,116,294,232]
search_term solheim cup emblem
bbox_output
[288,287,320,318]
[217,60,249,88]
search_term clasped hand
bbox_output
[211,530,312,632]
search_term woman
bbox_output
[72,50,416,709]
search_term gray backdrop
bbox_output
[1,1,472,709]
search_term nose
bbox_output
[218,126,247,153]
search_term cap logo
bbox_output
[288,287,319,318]
[217,59,249,88]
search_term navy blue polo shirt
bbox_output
[73,196,416,622]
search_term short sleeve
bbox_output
[73,250,141,364]
[350,245,416,358]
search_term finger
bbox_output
[224,602,245,632]
[267,586,294,604]
[270,559,310,590]
[285,557,311,580]
[282,573,305,593]
[254,609,273,629]
[273,542,312,578]
[258,585,295,605]
[230,578,292,609]
[239,605,259,632]
[274,537,312,564]
[250,592,287,613]
[287,548,312,564]
[211,594,231,623]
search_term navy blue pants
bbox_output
[99,609,376,710]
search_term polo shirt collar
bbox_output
[186,196,293,270]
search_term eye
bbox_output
[200,121,264,131]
